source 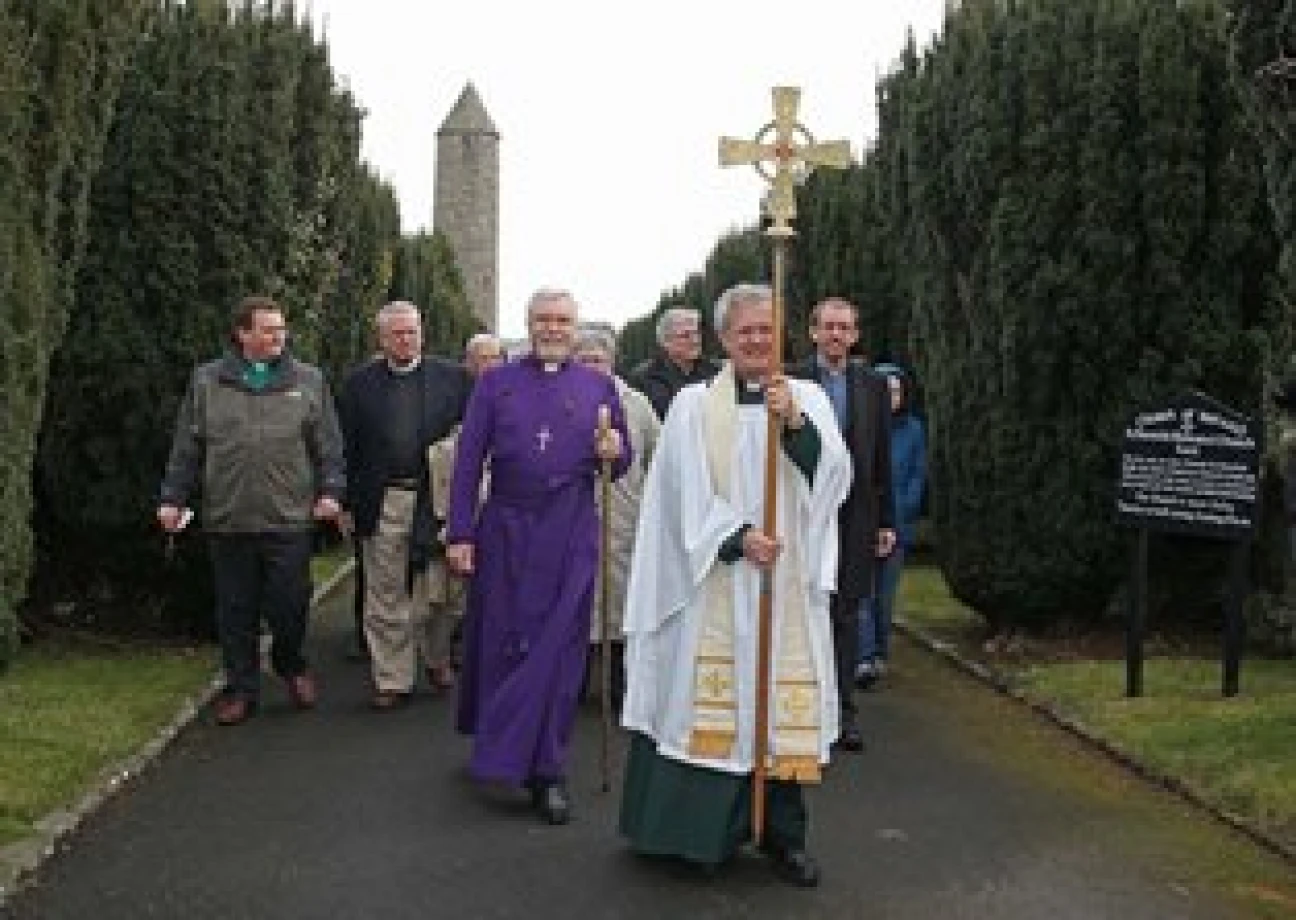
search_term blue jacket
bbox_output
[889,412,926,550]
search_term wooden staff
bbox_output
[719,85,852,845]
[751,240,790,844]
[596,404,614,793]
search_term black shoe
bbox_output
[764,846,821,888]
[534,781,571,825]
[833,720,864,753]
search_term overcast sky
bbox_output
[306,0,947,338]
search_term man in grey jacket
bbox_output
[157,295,345,726]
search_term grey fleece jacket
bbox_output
[159,353,345,533]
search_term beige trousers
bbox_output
[423,558,462,667]
[362,488,435,692]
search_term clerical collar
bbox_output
[523,354,569,374]
[386,356,422,375]
[737,379,764,405]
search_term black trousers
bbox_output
[829,592,862,719]
[209,531,313,699]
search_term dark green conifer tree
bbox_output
[0,0,149,667]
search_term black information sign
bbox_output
[1117,392,1260,541]
[1117,392,1259,698]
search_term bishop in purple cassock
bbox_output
[446,289,631,825]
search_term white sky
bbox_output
[308,0,947,339]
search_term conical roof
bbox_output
[438,82,498,137]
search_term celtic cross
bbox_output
[718,86,852,236]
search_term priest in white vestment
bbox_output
[619,283,851,888]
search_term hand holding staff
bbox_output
[720,85,849,845]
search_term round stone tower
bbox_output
[434,82,500,332]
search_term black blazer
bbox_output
[338,356,471,572]
[789,356,895,600]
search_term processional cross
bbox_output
[718,86,850,845]
[719,86,851,236]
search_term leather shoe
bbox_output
[833,721,864,753]
[533,781,571,825]
[763,845,821,888]
[286,673,318,709]
[213,695,255,726]
[370,690,410,711]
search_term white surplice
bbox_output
[621,364,851,776]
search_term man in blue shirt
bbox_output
[788,298,895,752]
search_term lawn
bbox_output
[898,564,1296,851]
[0,639,215,847]
[0,547,356,851]
[310,543,353,587]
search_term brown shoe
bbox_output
[214,695,254,726]
[286,673,318,710]
[370,690,410,711]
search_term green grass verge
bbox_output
[899,564,1296,850]
[1017,658,1296,842]
[310,544,352,587]
[0,546,349,850]
[0,640,215,848]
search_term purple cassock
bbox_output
[446,355,631,786]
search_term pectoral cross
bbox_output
[536,426,552,453]
[718,86,852,236]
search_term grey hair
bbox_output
[465,332,501,357]
[525,287,579,319]
[655,307,701,346]
[713,283,772,334]
[376,300,421,329]
[575,325,617,358]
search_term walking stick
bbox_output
[719,86,851,846]
[597,404,614,793]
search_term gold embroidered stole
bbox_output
[686,365,823,782]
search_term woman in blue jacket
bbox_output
[858,363,926,685]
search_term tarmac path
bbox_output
[6,577,1293,919]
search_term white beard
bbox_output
[533,342,570,363]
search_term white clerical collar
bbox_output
[386,355,422,375]
[542,361,561,374]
